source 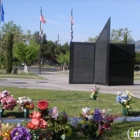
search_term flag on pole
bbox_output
[70,8,74,42]
[40,8,46,23]
[0,0,4,23]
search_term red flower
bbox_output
[29,111,42,118]
[27,118,47,129]
[37,100,49,110]
[38,118,47,129]
[99,130,103,135]
[27,122,37,130]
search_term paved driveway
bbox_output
[0,67,140,98]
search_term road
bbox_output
[0,67,140,98]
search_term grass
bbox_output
[0,69,140,140]
[1,87,140,140]
[0,69,46,79]
[0,87,140,118]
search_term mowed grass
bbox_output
[1,87,140,140]
[0,69,140,140]
[0,87,140,118]
[0,69,45,79]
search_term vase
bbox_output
[0,109,4,118]
[24,108,29,118]
[122,108,129,116]
[93,96,97,100]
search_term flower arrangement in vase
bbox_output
[17,96,34,118]
[69,107,117,140]
[90,86,100,100]
[116,90,134,116]
[0,90,17,117]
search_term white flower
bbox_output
[82,107,91,114]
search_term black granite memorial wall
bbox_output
[109,43,135,85]
[69,17,135,85]
[94,18,110,85]
[69,42,95,84]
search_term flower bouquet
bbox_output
[37,100,49,118]
[17,96,34,118]
[0,90,17,117]
[70,107,117,140]
[90,86,100,100]
[116,90,134,116]
[0,123,31,140]
[47,107,72,140]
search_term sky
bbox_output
[1,0,140,45]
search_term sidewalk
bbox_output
[0,70,140,98]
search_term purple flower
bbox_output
[94,108,101,115]
[93,109,102,122]
[93,114,103,122]
[10,124,31,140]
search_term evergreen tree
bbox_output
[6,33,14,74]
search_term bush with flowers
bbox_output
[0,90,17,110]
[116,90,134,115]
[90,86,100,100]
[69,107,117,140]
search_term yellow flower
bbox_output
[0,123,13,140]
[1,130,11,140]
[81,120,85,124]
[126,90,133,97]
[90,110,94,115]
[64,126,72,137]
[126,105,130,109]
[124,100,128,105]
[117,91,121,95]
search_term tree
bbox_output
[110,28,133,44]
[87,36,99,42]
[87,28,133,44]
[56,51,70,72]
[1,21,23,68]
[135,52,140,65]
[13,41,39,73]
[6,33,14,74]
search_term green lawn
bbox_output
[0,87,139,118]
[0,87,140,140]
[0,69,46,79]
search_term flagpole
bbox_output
[70,8,73,42]
[39,7,42,75]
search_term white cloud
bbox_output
[47,19,64,27]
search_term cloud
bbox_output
[47,19,64,27]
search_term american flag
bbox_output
[71,16,74,25]
[40,15,46,23]
[70,9,74,42]
[40,7,46,24]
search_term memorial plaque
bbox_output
[69,42,95,84]
[109,44,135,85]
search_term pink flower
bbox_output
[49,107,59,120]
